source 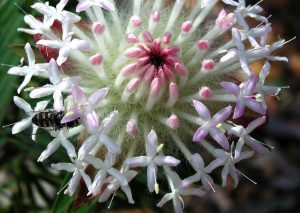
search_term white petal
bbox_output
[120,185,135,204]
[30,85,55,98]
[37,40,62,49]
[125,156,149,168]
[108,168,128,186]
[57,47,69,66]
[88,87,108,108]
[70,39,91,52]
[13,96,32,113]
[61,138,77,158]
[25,43,35,66]
[78,135,98,159]
[48,59,61,85]
[147,163,157,192]
[53,89,64,111]
[99,134,121,154]
[66,172,81,196]
[34,101,49,111]
[37,138,60,162]
[51,162,75,172]
[12,118,32,134]
[157,193,173,207]
[83,154,105,169]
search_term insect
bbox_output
[31,110,80,131]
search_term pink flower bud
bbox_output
[126,119,138,136]
[92,22,105,34]
[169,82,179,103]
[126,78,141,92]
[89,53,103,65]
[131,16,143,27]
[150,77,161,96]
[151,10,160,22]
[181,21,193,33]
[197,40,209,50]
[202,59,215,71]
[167,114,180,129]
[199,87,212,99]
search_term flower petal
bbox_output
[212,106,232,123]
[221,82,240,96]
[147,163,157,192]
[12,118,32,134]
[13,96,32,113]
[76,1,93,12]
[72,85,87,104]
[190,153,204,170]
[209,128,229,150]
[244,97,266,115]
[157,193,173,207]
[99,134,121,154]
[66,171,81,196]
[193,127,208,142]
[48,59,61,85]
[37,138,60,162]
[154,156,180,167]
[70,39,91,52]
[88,87,108,107]
[125,156,149,167]
[53,89,64,111]
[57,47,69,66]
[78,135,98,159]
[246,116,266,133]
[25,43,35,66]
[146,130,158,157]
[29,85,55,98]
[108,167,128,186]
[193,100,211,121]
[61,138,77,158]
[244,135,267,154]
[99,0,115,11]
[244,75,257,96]
[233,100,245,119]
[51,163,75,172]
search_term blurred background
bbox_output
[0,0,299,212]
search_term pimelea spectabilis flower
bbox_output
[7,0,289,212]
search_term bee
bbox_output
[31,110,80,131]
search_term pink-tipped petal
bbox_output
[174,62,188,76]
[76,1,93,12]
[142,31,154,43]
[150,77,161,96]
[124,47,145,58]
[126,78,141,92]
[126,34,139,43]
[163,32,172,44]
[169,82,179,102]
[99,0,115,11]
[121,63,138,76]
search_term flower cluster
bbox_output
[8,0,288,212]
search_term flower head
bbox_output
[7,0,288,211]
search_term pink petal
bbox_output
[146,130,158,157]
[193,100,211,121]
[72,85,87,104]
[88,87,108,107]
[246,116,266,133]
[212,106,232,123]
[147,163,157,192]
[233,100,245,119]
[76,1,93,12]
[221,81,240,96]
[244,98,266,115]
[209,128,229,150]
[193,127,208,142]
